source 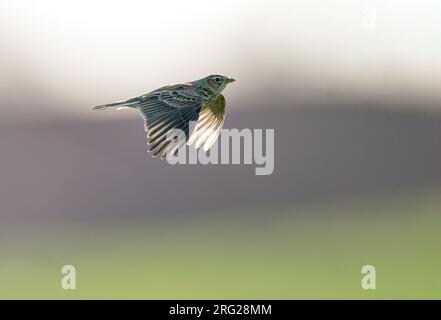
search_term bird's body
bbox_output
[93,75,235,158]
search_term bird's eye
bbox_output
[214,77,221,83]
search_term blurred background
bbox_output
[1,0,440,298]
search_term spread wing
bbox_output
[187,94,226,151]
[135,84,203,158]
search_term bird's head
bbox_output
[192,75,235,94]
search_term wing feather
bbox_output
[187,94,226,151]
[137,84,203,158]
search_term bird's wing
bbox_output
[136,85,203,158]
[187,94,226,151]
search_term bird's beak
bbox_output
[227,78,236,83]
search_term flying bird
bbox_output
[92,75,235,158]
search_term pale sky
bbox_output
[1,0,441,119]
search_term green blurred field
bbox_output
[1,191,440,299]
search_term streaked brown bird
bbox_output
[93,75,235,158]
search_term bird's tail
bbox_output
[92,99,139,111]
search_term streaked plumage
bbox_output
[92,75,235,158]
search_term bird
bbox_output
[92,75,235,159]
